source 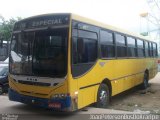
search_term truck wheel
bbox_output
[96,83,110,108]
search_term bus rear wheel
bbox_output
[96,83,110,108]
[141,72,149,89]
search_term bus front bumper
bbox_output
[8,88,74,111]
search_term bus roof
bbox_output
[16,13,70,23]
[16,13,154,42]
[71,13,153,42]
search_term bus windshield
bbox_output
[10,28,68,77]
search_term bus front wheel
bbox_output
[96,83,110,108]
[141,72,149,89]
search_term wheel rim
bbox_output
[99,90,107,106]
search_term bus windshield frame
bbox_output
[10,27,69,78]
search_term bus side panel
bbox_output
[75,58,157,109]
[111,58,157,96]
[124,76,134,90]
[149,58,158,80]
[76,59,116,109]
[78,86,97,109]
[111,79,124,95]
[135,73,144,86]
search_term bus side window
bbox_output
[144,41,149,57]
[100,30,115,58]
[137,39,145,57]
[127,37,136,57]
[72,37,78,64]
[115,33,126,57]
[156,43,158,57]
[149,42,153,57]
[77,38,85,55]
[153,43,157,57]
[77,38,85,63]
[72,30,98,64]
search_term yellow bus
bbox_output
[9,13,158,111]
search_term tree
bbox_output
[0,16,21,42]
[146,0,160,52]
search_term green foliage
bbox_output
[0,16,22,41]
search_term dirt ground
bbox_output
[108,72,160,115]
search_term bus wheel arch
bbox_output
[141,69,149,89]
[145,69,149,79]
[101,79,112,98]
[95,78,112,108]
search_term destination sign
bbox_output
[32,19,62,27]
[14,14,70,31]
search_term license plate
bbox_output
[48,103,61,108]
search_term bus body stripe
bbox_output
[79,67,158,90]
[80,83,100,89]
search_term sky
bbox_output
[0,0,149,33]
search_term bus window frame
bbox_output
[137,39,145,58]
[71,27,99,78]
[99,29,115,59]
[126,36,137,58]
[115,33,127,58]
[144,41,149,57]
[72,29,98,65]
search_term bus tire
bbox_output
[96,83,110,108]
[141,72,149,89]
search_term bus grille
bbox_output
[18,80,51,86]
